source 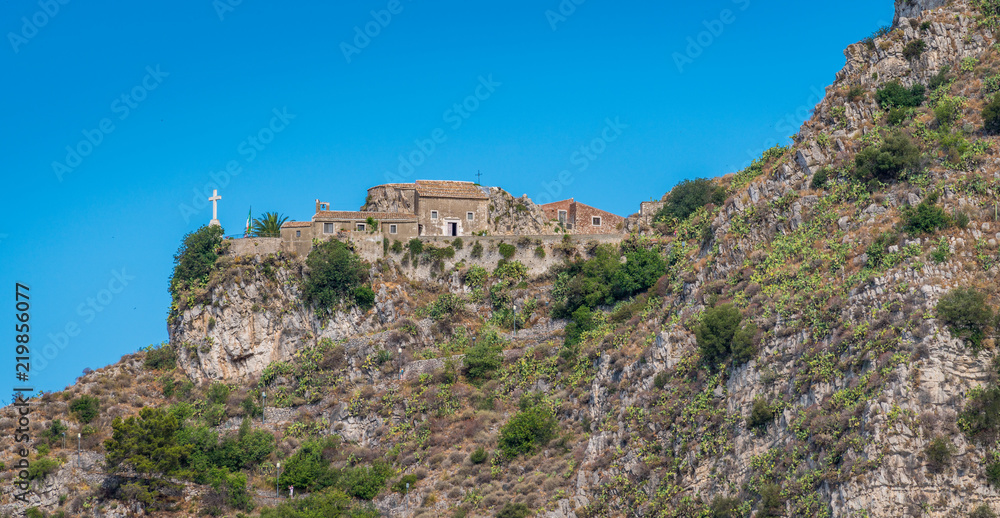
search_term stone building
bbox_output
[541,198,625,235]
[366,180,490,237]
[280,200,419,256]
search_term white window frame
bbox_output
[389,224,397,234]
[467,212,474,221]
[431,211,439,220]
[324,223,334,234]
[356,223,366,232]
[592,216,602,227]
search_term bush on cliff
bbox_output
[654,178,727,223]
[936,287,995,349]
[302,240,372,312]
[853,130,922,184]
[695,304,757,370]
[170,225,225,299]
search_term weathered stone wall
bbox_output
[414,195,488,236]
[227,237,281,256]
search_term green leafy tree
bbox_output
[302,240,371,312]
[498,399,558,459]
[170,225,225,298]
[696,304,757,370]
[654,178,726,223]
[70,395,100,424]
[464,329,504,384]
[875,81,925,109]
[902,194,952,235]
[853,130,922,184]
[612,248,666,299]
[252,212,290,237]
[937,287,995,349]
[496,503,531,518]
[105,407,191,479]
[258,489,378,518]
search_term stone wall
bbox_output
[226,237,281,256]
[415,196,488,236]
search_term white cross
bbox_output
[209,190,222,222]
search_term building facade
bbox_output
[540,198,625,235]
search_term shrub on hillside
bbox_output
[757,483,784,517]
[144,342,177,371]
[902,39,927,60]
[810,167,830,189]
[498,396,558,459]
[987,461,1000,488]
[709,496,741,518]
[612,248,666,300]
[747,398,776,432]
[934,96,964,126]
[971,504,998,518]
[695,304,757,370]
[428,293,465,321]
[498,242,517,260]
[875,81,926,109]
[565,306,598,346]
[960,385,1000,444]
[552,244,665,321]
[654,178,727,223]
[463,329,504,384]
[497,503,531,518]
[924,436,955,472]
[70,395,100,424]
[469,447,488,464]
[983,94,1000,134]
[27,457,60,481]
[936,287,995,349]
[302,240,371,312]
[170,225,225,299]
[853,130,922,184]
[258,488,378,518]
[902,194,952,235]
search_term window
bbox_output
[558,210,567,225]
[295,231,301,238]
[389,224,397,234]
[592,217,602,226]
[324,223,334,234]
[356,223,366,232]
[467,212,474,221]
[431,211,438,220]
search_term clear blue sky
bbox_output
[0,0,892,398]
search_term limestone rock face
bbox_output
[895,0,950,23]
[486,187,554,235]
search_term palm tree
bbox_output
[251,212,289,237]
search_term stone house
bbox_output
[366,180,489,237]
[541,198,625,235]
[280,200,419,256]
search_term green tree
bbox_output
[496,503,531,518]
[70,395,100,424]
[302,240,371,312]
[696,304,756,370]
[170,225,225,298]
[464,330,504,384]
[937,287,995,349]
[612,248,666,299]
[498,396,558,459]
[983,94,1000,134]
[258,489,378,518]
[654,178,726,223]
[252,212,290,237]
[105,407,191,479]
[902,194,952,235]
[853,130,922,184]
[875,81,926,109]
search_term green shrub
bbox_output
[28,457,61,481]
[353,285,375,310]
[654,178,726,222]
[612,249,666,300]
[341,463,392,500]
[498,243,517,260]
[471,241,484,259]
[846,85,865,102]
[534,245,546,258]
[935,96,964,126]
[302,240,370,312]
[390,240,404,254]
[207,383,231,405]
[464,265,488,288]
[25,509,44,518]
[653,371,669,390]
[43,419,69,445]
[258,488,378,518]
[429,293,465,321]
[494,260,528,283]
[170,225,225,299]
[469,447,488,464]
[924,436,955,472]
[929,65,952,90]
[875,81,926,109]
[499,398,557,459]
[452,237,464,250]
[695,304,757,370]
[903,39,927,60]
[463,330,504,384]
[902,194,952,235]
[757,483,784,517]
[709,496,740,518]
[496,503,531,518]
[853,130,922,183]
[960,385,1000,444]
[937,287,995,349]
[971,504,998,518]
[407,238,423,257]
[886,107,910,126]
[564,306,598,346]
[144,342,177,371]
[986,462,1000,488]
[930,237,951,263]
[747,398,776,431]
[920,20,933,31]
[70,395,100,424]
[810,167,830,189]
[206,467,254,511]
[391,474,418,494]
[983,94,1000,134]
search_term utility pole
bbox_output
[513,303,517,337]
[276,463,281,498]
[262,390,266,426]
[77,433,81,469]
[398,347,403,381]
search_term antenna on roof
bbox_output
[476,170,483,185]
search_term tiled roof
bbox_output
[313,211,417,221]
[415,180,489,200]
[282,221,313,228]
[369,183,416,190]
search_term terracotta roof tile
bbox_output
[314,211,417,221]
[282,221,313,228]
[415,180,489,200]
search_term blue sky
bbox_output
[0,0,892,397]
